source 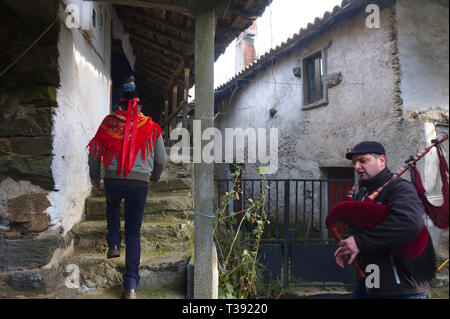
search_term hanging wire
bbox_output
[0,18,57,79]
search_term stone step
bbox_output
[150,178,192,193]
[61,248,192,294]
[85,191,193,221]
[90,177,192,197]
[53,285,186,299]
[71,219,193,255]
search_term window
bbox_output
[301,49,328,109]
[305,52,323,103]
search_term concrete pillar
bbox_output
[193,8,218,299]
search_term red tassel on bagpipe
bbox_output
[409,144,449,229]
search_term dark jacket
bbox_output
[350,168,436,296]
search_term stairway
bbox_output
[59,150,194,298]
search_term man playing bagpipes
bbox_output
[327,135,448,299]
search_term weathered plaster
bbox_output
[214,4,449,236]
[396,0,449,112]
[46,2,134,235]
[216,8,399,180]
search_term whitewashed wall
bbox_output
[396,0,449,112]
[216,3,448,182]
[215,8,398,179]
[46,1,135,235]
[396,0,449,194]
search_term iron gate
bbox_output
[214,178,355,287]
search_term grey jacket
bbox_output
[88,135,166,185]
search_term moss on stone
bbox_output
[0,155,54,190]
[22,86,57,106]
[0,107,53,137]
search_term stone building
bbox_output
[213,0,448,259]
[0,0,269,297]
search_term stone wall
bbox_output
[213,3,449,242]
[0,1,72,296]
[0,2,58,238]
[215,7,400,179]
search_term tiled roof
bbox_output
[215,0,390,98]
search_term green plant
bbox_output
[215,166,271,299]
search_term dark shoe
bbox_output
[107,245,120,259]
[121,289,137,299]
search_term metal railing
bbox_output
[214,178,353,286]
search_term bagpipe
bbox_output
[326,133,449,277]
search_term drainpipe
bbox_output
[193,8,218,299]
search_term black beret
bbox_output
[345,141,386,160]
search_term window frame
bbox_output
[301,47,329,110]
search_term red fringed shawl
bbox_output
[87,98,162,177]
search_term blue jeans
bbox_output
[352,284,428,299]
[104,182,148,290]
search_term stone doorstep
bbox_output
[0,250,191,298]
[85,195,193,220]
[147,189,191,197]
[0,253,72,298]
[72,218,192,235]
[53,285,186,299]
[61,249,191,293]
[83,209,193,222]
[0,230,73,272]
[149,178,192,192]
[71,219,193,254]
[0,267,55,295]
[89,178,192,198]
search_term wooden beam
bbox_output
[129,35,183,60]
[137,58,189,88]
[121,7,194,38]
[164,99,169,144]
[87,0,194,17]
[136,63,184,89]
[136,70,171,90]
[135,73,168,90]
[136,61,172,79]
[129,33,185,59]
[167,58,184,92]
[138,57,176,75]
[122,19,192,49]
[182,67,190,129]
[136,78,166,95]
[136,63,171,82]
[171,85,178,145]
[228,5,259,20]
[131,37,181,64]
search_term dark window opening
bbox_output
[304,52,323,104]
